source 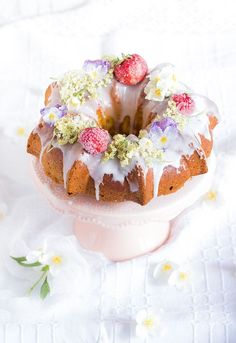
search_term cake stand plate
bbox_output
[31,154,216,261]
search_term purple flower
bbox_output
[149,118,177,148]
[83,59,111,77]
[40,104,68,127]
[150,118,177,132]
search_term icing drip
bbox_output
[47,84,61,106]
[127,178,139,193]
[34,124,54,162]
[79,154,104,200]
[152,162,167,197]
[53,142,83,189]
[113,80,146,132]
[142,99,168,127]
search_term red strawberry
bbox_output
[114,54,148,86]
[79,127,110,154]
[172,93,195,115]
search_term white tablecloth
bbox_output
[0,0,236,342]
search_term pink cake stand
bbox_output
[31,154,216,261]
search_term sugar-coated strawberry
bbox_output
[79,127,110,154]
[172,93,195,115]
[114,54,148,86]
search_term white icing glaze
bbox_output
[152,162,167,197]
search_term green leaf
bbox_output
[20,261,42,267]
[11,256,27,262]
[41,265,50,272]
[40,277,50,300]
[11,256,42,268]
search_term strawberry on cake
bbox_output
[27,54,218,205]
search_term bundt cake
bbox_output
[27,54,218,205]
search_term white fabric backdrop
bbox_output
[0,0,236,342]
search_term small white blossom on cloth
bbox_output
[3,122,30,142]
[0,201,8,221]
[10,235,91,299]
[25,247,65,277]
[153,260,178,282]
[205,189,218,202]
[168,268,191,291]
[203,185,224,209]
[135,309,161,338]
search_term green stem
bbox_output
[28,270,48,295]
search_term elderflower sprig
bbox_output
[58,59,115,107]
[103,134,164,167]
[162,100,187,131]
[53,115,97,145]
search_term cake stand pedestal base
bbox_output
[74,219,170,261]
[31,154,215,261]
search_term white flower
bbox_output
[149,126,178,149]
[205,189,217,202]
[144,64,178,101]
[0,202,8,221]
[3,122,29,142]
[25,240,64,276]
[12,235,91,297]
[40,105,67,127]
[203,179,224,208]
[83,59,110,81]
[153,260,191,291]
[40,251,64,277]
[168,268,191,290]
[26,249,45,264]
[135,309,160,338]
[153,260,178,282]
